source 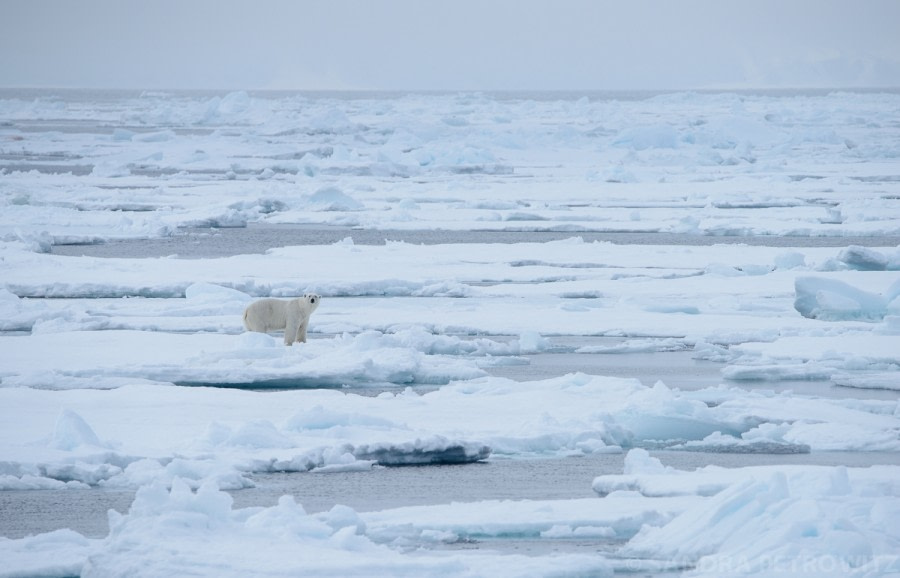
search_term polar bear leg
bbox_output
[284,313,300,345]
[296,319,308,343]
[284,299,313,345]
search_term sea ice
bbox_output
[2,89,899,575]
[2,450,897,577]
[1,373,897,494]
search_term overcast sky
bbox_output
[3,0,899,91]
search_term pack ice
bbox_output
[1,89,899,576]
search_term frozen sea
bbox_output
[2,88,900,577]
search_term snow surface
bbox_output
[1,90,899,576]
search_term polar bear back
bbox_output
[243,298,291,332]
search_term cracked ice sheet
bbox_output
[1,450,898,578]
[3,243,898,346]
[0,329,489,390]
[1,374,898,493]
[723,332,900,388]
[0,479,617,578]
[4,239,895,299]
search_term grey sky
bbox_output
[2,0,899,91]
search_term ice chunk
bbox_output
[613,124,680,150]
[623,448,672,475]
[516,330,550,353]
[50,409,105,451]
[311,448,374,473]
[0,529,94,577]
[353,436,491,466]
[576,338,688,353]
[673,431,811,454]
[877,315,900,334]
[242,494,323,536]
[837,245,892,271]
[203,91,252,121]
[235,331,278,349]
[794,276,890,321]
[0,474,90,490]
[132,130,175,143]
[303,186,364,211]
[587,165,638,183]
[184,282,251,304]
[833,371,900,391]
[540,524,616,539]
[774,251,806,270]
[218,420,295,449]
[112,128,134,141]
[322,504,367,535]
[284,405,398,431]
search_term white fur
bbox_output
[243,294,320,345]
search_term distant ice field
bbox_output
[3,88,900,247]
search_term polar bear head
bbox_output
[302,293,321,312]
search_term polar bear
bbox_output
[243,294,320,345]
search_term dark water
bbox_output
[491,352,900,400]
[483,341,900,402]
[3,451,898,541]
[50,224,900,259]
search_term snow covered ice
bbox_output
[1,89,900,576]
